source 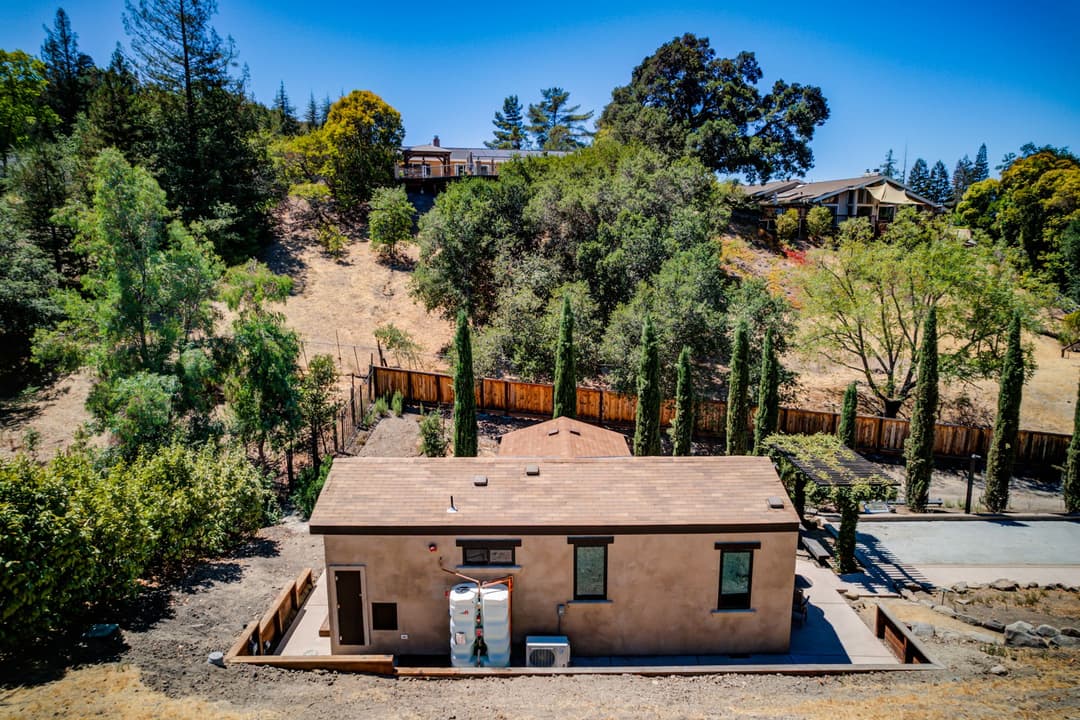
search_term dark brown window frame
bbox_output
[568,536,613,601]
[715,541,759,610]
[456,538,521,566]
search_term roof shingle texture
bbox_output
[309,456,799,534]
[497,417,631,458]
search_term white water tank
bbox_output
[480,584,511,667]
[449,583,478,667]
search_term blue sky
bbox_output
[3,0,1078,180]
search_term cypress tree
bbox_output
[906,158,931,198]
[837,382,858,449]
[983,313,1024,512]
[1064,373,1080,513]
[972,143,990,183]
[752,327,780,455]
[632,315,661,456]
[904,306,939,512]
[725,320,750,456]
[553,295,576,419]
[671,346,694,456]
[452,310,477,457]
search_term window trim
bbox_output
[568,536,613,601]
[456,538,521,567]
[715,542,759,611]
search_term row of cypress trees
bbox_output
[451,298,1079,514]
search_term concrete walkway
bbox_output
[277,570,330,656]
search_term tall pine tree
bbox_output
[837,382,857,449]
[725,320,750,456]
[86,47,148,160]
[928,160,951,206]
[983,313,1024,512]
[304,92,318,130]
[485,95,527,150]
[972,143,990,183]
[1064,373,1080,513]
[906,158,931,197]
[952,155,974,206]
[878,149,898,178]
[752,327,780,455]
[40,8,96,130]
[671,346,694,456]
[552,295,576,419]
[452,310,477,457]
[904,306,939,512]
[272,81,299,135]
[632,315,661,456]
[527,87,593,150]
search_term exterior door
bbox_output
[334,568,366,647]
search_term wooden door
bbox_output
[334,569,366,646]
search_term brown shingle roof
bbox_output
[309,456,799,534]
[497,417,631,458]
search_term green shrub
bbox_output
[419,411,448,457]
[806,206,834,240]
[374,395,389,417]
[0,441,276,654]
[775,209,800,241]
[391,390,404,417]
[291,456,332,520]
[317,222,349,257]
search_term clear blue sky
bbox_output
[3,0,1078,180]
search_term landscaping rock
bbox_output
[967,583,983,590]
[989,664,1008,676]
[966,631,997,644]
[900,588,915,600]
[844,589,861,601]
[933,605,956,617]
[956,612,980,626]
[981,619,1006,633]
[919,599,936,609]
[951,582,968,594]
[1060,627,1080,638]
[1005,622,1045,648]
[1023,581,1040,589]
[910,622,935,638]
[991,578,1018,591]
[1050,635,1079,647]
[940,631,960,643]
[1034,624,1060,638]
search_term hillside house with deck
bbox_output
[396,136,566,190]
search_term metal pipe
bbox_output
[965,454,980,514]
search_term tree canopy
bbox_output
[598,33,829,182]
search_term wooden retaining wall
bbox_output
[875,604,936,665]
[372,366,1071,467]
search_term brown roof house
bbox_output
[308,418,800,667]
[497,416,631,458]
[743,173,940,235]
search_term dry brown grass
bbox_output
[0,664,273,720]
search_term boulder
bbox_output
[981,619,1006,633]
[940,631,961,643]
[1023,581,1040,589]
[910,622,935,638]
[844,589,861,601]
[1005,622,1045,648]
[1005,620,1034,635]
[900,588,915,601]
[956,612,981,626]
[933,605,957,618]
[1050,635,1079,647]
[952,582,969,594]
[1035,624,1060,638]
[967,583,984,590]
[1060,627,1080,638]
[965,631,997,644]
[991,578,1018,591]
[989,664,1008,676]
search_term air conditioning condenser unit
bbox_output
[526,635,570,668]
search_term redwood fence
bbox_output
[370,365,1071,468]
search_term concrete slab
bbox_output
[277,570,331,656]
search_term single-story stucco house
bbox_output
[308,424,800,663]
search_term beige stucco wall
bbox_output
[323,529,796,657]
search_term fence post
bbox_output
[875,416,885,452]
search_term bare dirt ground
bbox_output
[3,415,1079,719]
[0,369,101,459]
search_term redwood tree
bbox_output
[904,306,939,512]
[552,295,576,419]
[452,310,477,457]
[983,313,1024,512]
[633,315,661,456]
[726,320,750,455]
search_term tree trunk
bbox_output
[882,398,903,418]
[285,449,294,490]
[310,421,320,478]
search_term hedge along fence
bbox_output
[371,365,1071,467]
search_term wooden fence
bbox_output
[371,365,1071,468]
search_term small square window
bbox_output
[371,602,398,631]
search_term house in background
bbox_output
[308,447,799,662]
[743,173,940,235]
[396,136,566,191]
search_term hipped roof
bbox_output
[309,456,799,535]
[497,417,631,458]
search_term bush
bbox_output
[291,456,332,520]
[374,395,389,417]
[317,222,349,257]
[369,186,414,258]
[0,441,276,654]
[775,209,800,240]
[391,390,404,417]
[419,411,448,457]
[806,206,833,240]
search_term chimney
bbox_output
[433,135,440,147]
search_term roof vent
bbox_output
[547,429,560,436]
[473,475,488,487]
[569,429,581,436]
[767,496,785,509]
[525,464,540,476]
